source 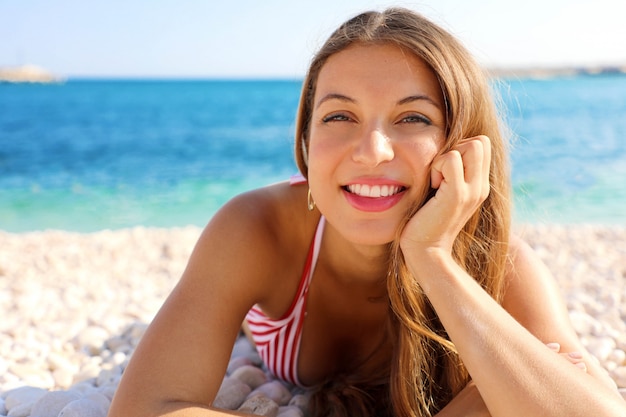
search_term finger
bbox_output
[430,150,464,193]
[477,135,491,198]
[456,135,491,197]
[546,342,561,352]
[562,352,588,372]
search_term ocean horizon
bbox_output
[1,75,625,232]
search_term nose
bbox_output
[352,128,394,167]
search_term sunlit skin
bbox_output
[307,43,446,248]
[107,34,626,417]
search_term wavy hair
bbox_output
[294,8,512,417]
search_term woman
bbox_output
[108,8,626,417]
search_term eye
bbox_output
[398,113,432,125]
[322,113,352,123]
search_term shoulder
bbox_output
[187,180,317,306]
[502,234,574,342]
[211,180,313,250]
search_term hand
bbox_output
[400,135,491,256]
[546,342,588,372]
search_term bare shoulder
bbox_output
[503,234,621,391]
[108,181,316,414]
[502,234,578,345]
[187,180,316,307]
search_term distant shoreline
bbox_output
[2,64,626,83]
[488,64,626,79]
[0,65,63,83]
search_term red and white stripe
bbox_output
[245,217,324,387]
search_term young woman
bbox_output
[108,8,626,417]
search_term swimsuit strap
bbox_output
[245,215,325,387]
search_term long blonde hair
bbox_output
[294,8,511,416]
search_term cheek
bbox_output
[407,136,442,170]
[306,130,344,173]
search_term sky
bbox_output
[1,0,625,79]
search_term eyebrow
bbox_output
[315,93,355,109]
[315,92,441,109]
[397,94,441,108]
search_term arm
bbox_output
[400,136,626,417]
[108,193,281,417]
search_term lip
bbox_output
[341,178,408,212]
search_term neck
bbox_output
[322,221,392,288]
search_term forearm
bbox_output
[109,400,259,417]
[407,249,626,417]
[159,403,258,417]
[434,380,491,417]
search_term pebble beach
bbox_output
[1,224,625,416]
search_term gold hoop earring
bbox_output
[307,188,316,211]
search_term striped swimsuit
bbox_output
[245,215,325,387]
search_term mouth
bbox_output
[343,184,407,198]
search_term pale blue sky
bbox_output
[1,0,625,78]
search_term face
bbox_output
[307,43,446,246]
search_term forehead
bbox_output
[315,43,443,105]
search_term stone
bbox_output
[610,366,626,388]
[587,337,616,362]
[84,392,111,410]
[608,349,626,367]
[99,386,117,401]
[53,368,76,388]
[7,402,33,417]
[228,356,253,375]
[58,398,108,417]
[213,377,252,410]
[4,386,47,411]
[278,405,304,417]
[231,337,255,358]
[288,394,310,414]
[30,390,83,417]
[74,326,110,355]
[250,381,292,406]
[238,393,279,417]
[230,365,268,389]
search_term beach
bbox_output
[0,224,625,415]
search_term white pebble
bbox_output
[288,394,310,413]
[587,337,616,362]
[250,381,292,406]
[230,365,268,389]
[84,392,111,410]
[213,377,252,410]
[231,337,255,358]
[608,349,626,366]
[74,326,110,355]
[58,398,108,417]
[610,366,626,388]
[238,393,279,417]
[228,356,253,375]
[30,390,82,417]
[7,402,33,417]
[278,405,304,417]
[4,386,47,411]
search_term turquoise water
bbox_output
[1,76,625,232]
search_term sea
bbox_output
[1,75,625,233]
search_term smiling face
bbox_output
[307,43,446,245]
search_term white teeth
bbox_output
[347,184,402,198]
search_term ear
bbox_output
[301,136,309,167]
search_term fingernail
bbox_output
[568,351,583,359]
[546,343,560,351]
[576,361,587,370]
